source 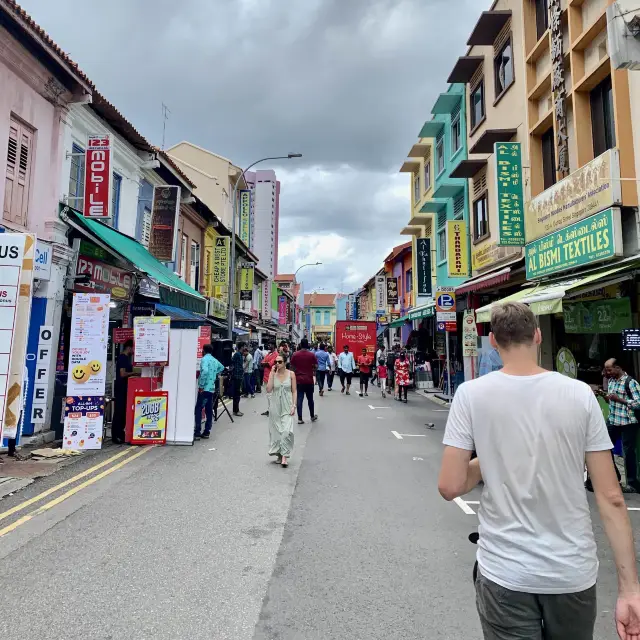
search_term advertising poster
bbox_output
[462,310,478,357]
[239,190,251,246]
[494,142,525,246]
[67,294,110,396]
[0,234,30,441]
[133,316,170,366]
[197,325,211,360]
[62,396,104,451]
[447,220,469,277]
[416,238,432,296]
[75,255,133,300]
[149,185,181,262]
[563,298,632,334]
[83,134,111,218]
[132,392,168,445]
[375,275,387,311]
[278,296,287,325]
[386,278,399,305]
[212,236,230,287]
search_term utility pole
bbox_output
[161,103,171,150]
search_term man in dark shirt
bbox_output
[291,338,318,425]
[231,343,245,417]
[112,339,137,444]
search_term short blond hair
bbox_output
[490,302,538,349]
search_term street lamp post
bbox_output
[227,153,302,339]
[293,262,322,280]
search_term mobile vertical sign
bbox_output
[239,262,254,301]
[375,275,387,311]
[149,185,181,262]
[386,278,399,306]
[212,236,230,299]
[416,238,432,296]
[239,190,251,247]
[83,134,112,218]
[494,142,525,246]
[447,220,469,277]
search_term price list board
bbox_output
[133,316,170,366]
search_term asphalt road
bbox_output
[0,387,638,639]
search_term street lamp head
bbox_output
[315,262,322,266]
[287,153,303,158]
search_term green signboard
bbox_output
[495,142,525,246]
[563,297,632,334]
[525,208,622,279]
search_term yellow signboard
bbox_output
[239,190,251,246]
[239,261,254,302]
[447,219,469,277]
[212,237,229,286]
[525,149,621,243]
[472,241,521,274]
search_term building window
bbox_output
[470,80,485,130]
[541,128,556,190]
[69,142,85,202]
[324,310,330,325]
[438,230,447,263]
[4,117,34,226]
[413,172,420,203]
[141,207,151,247]
[451,116,461,155]
[180,234,188,281]
[424,161,431,192]
[494,39,514,99]
[536,0,549,40]
[436,137,445,175]
[190,240,200,291]
[473,193,489,242]
[110,173,122,229]
[590,76,616,158]
[315,310,321,325]
[406,269,413,294]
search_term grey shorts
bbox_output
[475,570,596,640]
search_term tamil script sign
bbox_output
[494,142,525,246]
[416,238,432,296]
[83,135,111,218]
[239,190,251,247]
[525,208,623,279]
[149,185,181,262]
[525,149,621,243]
[447,220,469,277]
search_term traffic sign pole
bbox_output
[445,330,451,397]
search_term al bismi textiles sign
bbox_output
[525,149,621,243]
[525,208,623,279]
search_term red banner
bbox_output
[278,296,287,325]
[197,325,211,360]
[113,328,134,344]
[83,135,111,218]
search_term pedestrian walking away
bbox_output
[377,358,388,398]
[290,338,318,424]
[357,347,373,397]
[386,345,399,394]
[267,354,297,468]
[111,339,138,444]
[372,344,385,387]
[231,344,245,417]
[315,343,331,396]
[394,351,409,402]
[253,345,264,394]
[194,343,224,440]
[438,302,640,640]
[338,344,356,395]
[326,345,338,391]
[242,346,254,398]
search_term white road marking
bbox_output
[376,417,385,420]
[368,405,390,410]
[398,434,427,437]
[628,508,640,511]
[466,500,480,505]
[433,409,449,412]
[413,457,424,461]
[454,497,476,515]
[391,431,403,440]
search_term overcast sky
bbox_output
[22,0,482,294]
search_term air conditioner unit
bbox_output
[608,0,640,70]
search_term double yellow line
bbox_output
[0,445,154,538]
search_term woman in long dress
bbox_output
[395,352,410,403]
[266,355,297,468]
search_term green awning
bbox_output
[390,303,435,327]
[62,207,206,314]
[475,262,638,323]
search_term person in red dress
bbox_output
[357,347,373,397]
[395,351,410,403]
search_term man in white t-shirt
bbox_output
[439,302,640,640]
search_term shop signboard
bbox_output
[34,240,52,281]
[67,293,110,396]
[447,220,469,277]
[525,208,623,279]
[386,278,399,305]
[375,275,387,311]
[62,396,104,451]
[377,314,389,326]
[239,262,254,302]
[208,296,227,320]
[239,190,251,247]
[133,316,170,366]
[462,310,478,357]
[278,296,287,325]
[472,241,520,274]
[563,297,632,334]
[131,391,168,445]
[550,0,569,180]
[494,142,525,246]
[416,238,432,296]
[262,279,272,321]
[138,277,160,299]
[212,237,230,287]
[75,255,133,300]
[29,325,54,425]
[83,134,112,218]
[149,185,181,262]
[525,149,621,243]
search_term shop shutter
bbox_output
[4,118,33,226]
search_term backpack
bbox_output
[624,377,640,423]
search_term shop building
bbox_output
[304,293,337,344]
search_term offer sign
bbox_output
[62,396,104,451]
[133,316,170,366]
[83,135,111,218]
[132,392,168,445]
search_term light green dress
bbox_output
[268,372,294,458]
